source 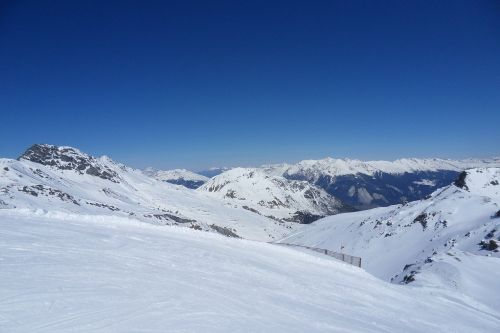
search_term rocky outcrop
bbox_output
[454,171,468,190]
[19,144,120,182]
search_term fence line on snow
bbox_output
[275,242,362,268]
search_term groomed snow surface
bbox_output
[1,211,499,332]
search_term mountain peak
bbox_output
[18,144,120,182]
[19,144,84,164]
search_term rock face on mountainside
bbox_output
[144,168,209,189]
[281,168,500,291]
[2,144,299,241]
[286,169,460,209]
[198,168,353,223]
[19,144,120,183]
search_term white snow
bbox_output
[1,211,499,332]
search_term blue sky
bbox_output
[1,0,499,170]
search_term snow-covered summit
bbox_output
[198,167,351,223]
[19,144,122,183]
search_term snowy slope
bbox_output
[1,210,499,332]
[0,144,298,241]
[198,167,351,223]
[281,168,500,298]
[144,167,209,189]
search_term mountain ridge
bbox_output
[2,144,300,241]
[281,167,500,301]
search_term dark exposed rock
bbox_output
[189,224,202,231]
[413,213,428,230]
[20,186,38,196]
[480,240,499,251]
[403,264,414,271]
[163,179,206,189]
[86,201,120,211]
[284,211,324,224]
[454,171,468,190]
[19,144,119,183]
[402,273,416,284]
[143,213,196,224]
[210,224,240,238]
[225,189,237,199]
[486,229,497,239]
[495,210,500,218]
[242,205,260,214]
[204,181,229,192]
[31,168,51,179]
[18,185,79,205]
[3,167,9,171]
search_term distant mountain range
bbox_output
[148,156,500,211]
[197,167,231,178]
[144,167,209,189]
[3,144,500,232]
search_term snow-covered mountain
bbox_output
[144,167,209,189]
[266,157,500,209]
[198,167,352,223]
[281,168,500,306]
[0,144,299,241]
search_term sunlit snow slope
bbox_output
[281,168,500,307]
[1,211,499,332]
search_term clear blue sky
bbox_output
[1,0,499,170]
